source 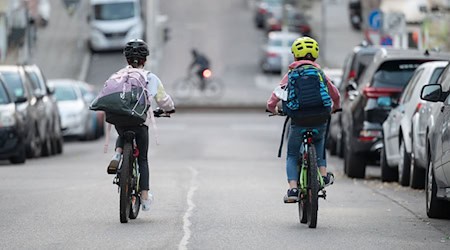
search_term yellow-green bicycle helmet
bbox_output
[291,37,319,59]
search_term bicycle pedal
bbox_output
[283,196,298,203]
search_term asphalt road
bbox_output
[0,111,449,249]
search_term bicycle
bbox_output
[173,68,224,100]
[112,108,172,223]
[268,109,341,228]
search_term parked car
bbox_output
[341,48,450,179]
[382,61,448,187]
[327,44,378,157]
[260,31,300,73]
[74,81,105,139]
[22,64,63,155]
[264,5,311,36]
[48,79,96,140]
[420,64,450,218]
[323,68,343,155]
[0,75,27,164]
[0,65,49,158]
[254,0,282,28]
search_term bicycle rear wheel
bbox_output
[119,142,133,223]
[298,195,307,224]
[306,145,319,228]
[129,161,141,219]
[173,77,193,101]
[203,77,224,98]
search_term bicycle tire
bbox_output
[129,161,141,219]
[203,77,224,98]
[173,77,194,101]
[306,145,319,228]
[119,142,133,223]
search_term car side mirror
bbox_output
[15,96,28,103]
[421,84,443,102]
[47,86,55,95]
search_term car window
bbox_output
[401,68,423,104]
[429,67,445,85]
[94,2,135,20]
[25,70,43,92]
[353,53,375,82]
[0,81,10,104]
[54,85,78,101]
[2,72,25,98]
[372,60,427,88]
[437,65,450,91]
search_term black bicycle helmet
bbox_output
[123,39,149,60]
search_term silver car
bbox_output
[260,31,300,73]
[382,61,448,188]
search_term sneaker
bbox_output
[322,172,335,187]
[107,153,121,174]
[141,193,153,211]
[283,188,299,203]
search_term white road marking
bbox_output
[178,166,199,250]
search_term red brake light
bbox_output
[348,70,356,80]
[267,52,278,58]
[258,8,267,14]
[362,87,402,99]
[414,102,423,114]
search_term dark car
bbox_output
[23,64,63,155]
[0,76,27,164]
[264,5,311,36]
[341,48,450,179]
[327,44,378,157]
[254,0,283,28]
[0,65,49,158]
[348,0,362,30]
[420,63,450,218]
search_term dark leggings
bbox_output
[115,125,149,191]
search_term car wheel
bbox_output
[10,144,26,164]
[327,136,337,156]
[344,141,366,179]
[398,138,411,186]
[41,134,53,157]
[380,145,398,182]
[410,143,425,189]
[26,125,42,158]
[426,159,450,218]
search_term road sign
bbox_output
[368,9,382,30]
[383,12,406,35]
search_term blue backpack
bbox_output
[282,64,332,125]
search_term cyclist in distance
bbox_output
[266,37,341,203]
[107,39,175,211]
[189,48,210,90]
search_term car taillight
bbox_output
[413,102,423,115]
[267,52,278,58]
[358,130,382,142]
[258,8,267,14]
[299,25,311,33]
[271,23,282,30]
[362,87,402,99]
[347,70,356,80]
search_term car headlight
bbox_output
[0,112,16,127]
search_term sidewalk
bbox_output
[32,0,89,80]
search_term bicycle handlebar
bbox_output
[153,108,175,118]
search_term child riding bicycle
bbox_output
[266,37,341,203]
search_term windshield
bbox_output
[94,2,135,20]
[54,85,78,101]
[372,60,429,88]
[268,38,296,47]
[0,82,10,104]
[2,72,25,98]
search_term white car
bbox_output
[260,31,300,73]
[381,61,448,187]
[48,79,94,140]
[87,0,146,51]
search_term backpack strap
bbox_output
[278,116,290,158]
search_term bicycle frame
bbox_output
[298,129,325,192]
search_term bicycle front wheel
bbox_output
[119,142,133,223]
[306,145,319,228]
[203,77,224,98]
[173,77,194,101]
